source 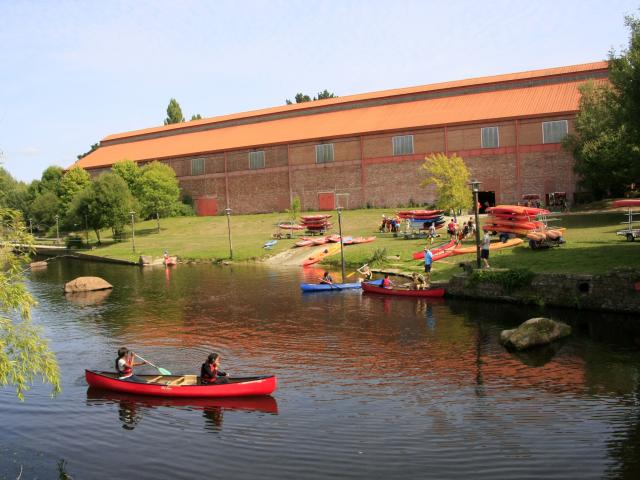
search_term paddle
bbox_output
[134,353,172,375]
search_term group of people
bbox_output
[115,348,229,385]
[446,218,475,241]
[379,215,400,233]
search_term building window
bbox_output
[481,127,499,148]
[316,144,334,164]
[191,158,205,175]
[249,150,265,169]
[392,135,414,155]
[542,120,568,144]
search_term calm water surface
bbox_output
[1,260,639,479]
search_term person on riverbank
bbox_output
[115,347,147,381]
[200,353,228,385]
[481,231,491,268]
[357,264,373,281]
[447,219,457,239]
[428,222,437,245]
[424,247,433,285]
[320,271,334,284]
[411,272,426,290]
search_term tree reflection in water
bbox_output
[86,388,278,431]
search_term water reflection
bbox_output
[86,388,278,431]
[64,289,112,306]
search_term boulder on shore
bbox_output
[30,261,48,269]
[64,276,113,293]
[499,317,571,351]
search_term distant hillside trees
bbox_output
[564,15,640,198]
[286,90,337,104]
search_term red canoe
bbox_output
[362,282,445,297]
[85,370,277,398]
[611,199,640,208]
[412,238,457,259]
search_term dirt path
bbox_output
[263,245,329,266]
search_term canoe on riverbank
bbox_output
[85,370,277,398]
[452,237,523,254]
[361,282,445,297]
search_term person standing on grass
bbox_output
[424,247,433,285]
[428,222,436,245]
[481,231,491,268]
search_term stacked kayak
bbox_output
[397,210,446,230]
[300,215,332,233]
[484,205,564,241]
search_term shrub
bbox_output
[467,268,535,294]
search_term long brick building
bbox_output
[72,61,608,215]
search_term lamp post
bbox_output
[54,215,60,245]
[84,214,89,247]
[28,218,33,235]
[224,207,233,259]
[469,180,482,269]
[337,206,346,281]
[129,211,136,253]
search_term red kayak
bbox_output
[351,236,376,244]
[362,282,445,297]
[85,370,277,398]
[611,199,640,208]
[487,205,550,216]
[412,238,457,259]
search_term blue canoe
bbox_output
[300,282,362,292]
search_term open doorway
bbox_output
[478,191,495,213]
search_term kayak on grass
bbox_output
[362,281,445,298]
[85,370,277,398]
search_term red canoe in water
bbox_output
[361,282,445,297]
[85,370,277,398]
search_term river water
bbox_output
[1,260,639,479]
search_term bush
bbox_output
[66,236,83,249]
[174,203,195,216]
[467,268,535,294]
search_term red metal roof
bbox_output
[73,61,608,169]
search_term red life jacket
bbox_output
[116,358,133,377]
[382,278,391,288]
[201,362,218,384]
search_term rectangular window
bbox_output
[249,150,265,169]
[392,135,414,155]
[542,120,568,144]
[315,144,334,164]
[481,127,499,148]
[191,158,205,175]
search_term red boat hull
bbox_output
[85,370,277,398]
[362,282,445,297]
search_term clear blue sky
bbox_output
[0,0,637,182]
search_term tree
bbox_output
[286,91,337,104]
[138,161,180,232]
[164,98,185,125]
[29,191,60,231]
[286,195,301,222]
[38,166,64,196]
[420,153,472,212]
[77,142,99,160]
[190,114,202,121]
[564,15,640,197]
[112,159,142,198]
[90,173,136,237]
[59,166,91,220]
[0,167,28,213]
[0,207,60,400]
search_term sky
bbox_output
[0,0,637,182]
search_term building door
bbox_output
[318,192,335,211]
[477,191,495,213]
[195,197,218,216]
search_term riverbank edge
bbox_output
[445,268,640,314]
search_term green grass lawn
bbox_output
[76,208,640,280]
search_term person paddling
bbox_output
[320,271,334,284]
[200,353,229,385]
[357,263,373,281]
[382,273,393,289]
[116,347,147,381]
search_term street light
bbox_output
[224,207,233,259]
[28,218,33,236]
[129,211,136,253]
[54,215,60,245]
[84,214,89,247]
[336,206,346,281]
[469,180,482,269]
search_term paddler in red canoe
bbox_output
[200,353,229,385]
[116,347,147,381]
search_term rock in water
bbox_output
[499,317,571,351]
[64,276,113,293]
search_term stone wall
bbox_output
[447,268,640,314]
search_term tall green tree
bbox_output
[29,191,60,231]
[190,114,203,121]
[112,159,142,198]
[90,173,136,237]
[138,161,180,232]
[564,15,640,197]
[38,166,64,196]
[0,167,28,213]
[0,207,60,400]
[164,98,185,125]
[59,166,91,220]
[420,153,472,212]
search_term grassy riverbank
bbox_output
[77,208,640,281]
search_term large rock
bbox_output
[64,276,113,293]
[500,317,571,351]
